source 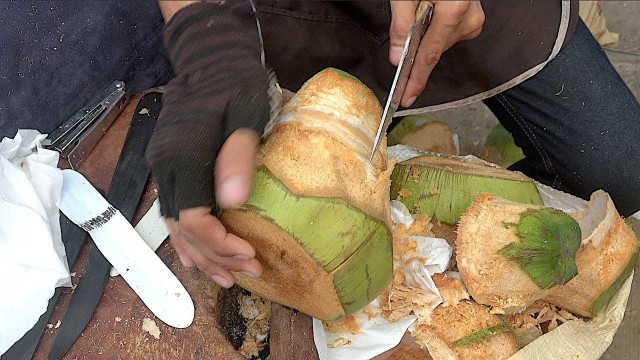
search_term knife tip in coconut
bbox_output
[221,68,394,320]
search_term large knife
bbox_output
[370,2,433,161]
[58,169,194,328]
[47,92,164,360]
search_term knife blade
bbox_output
[58,169,194,328]
[43,81,130,169]
[110,198,169,277]
[370,2,433,161]
[47,92,162,360]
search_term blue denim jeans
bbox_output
[483,20,640,217]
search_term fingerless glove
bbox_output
[146,1,270,219]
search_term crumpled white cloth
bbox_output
[0,130,70,355]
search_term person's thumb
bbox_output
[389,1,418,65]
[215,129,260,208]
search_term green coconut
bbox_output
[390,154,543,225]
[456,193,582,314]
[220,68,394,320]
[497,207,581,289]
[387,114,434,145]
[481,123,525,168]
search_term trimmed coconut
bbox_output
[544,190,640,318]
[455,193,581,314]
[481,124,525,168]
[221,68,393,320]
[388,115,458,155]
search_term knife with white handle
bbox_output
[59,169,194,329]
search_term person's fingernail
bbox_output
[240,271,259,278]
[389,45,403,65]
[233,254,252,260]
[406,96,417,107]
[219,176,248,206]
[212,274,232,288]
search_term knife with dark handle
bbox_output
[370,1,433,161]
[47,92,165,360]
[58,169,194,327]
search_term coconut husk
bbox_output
[455,193,580,314]
[411,299,519,360]
[390,154,543,225]
[544,190,640,318]
[372,333,433,360]
[221,68,394,320]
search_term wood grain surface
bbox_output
[269,304,318,360]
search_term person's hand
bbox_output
[147,1,268,288]
[389,1,485,107]
[165,130,263,288]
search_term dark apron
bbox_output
[257,0,579,109]
[0,0,578,138]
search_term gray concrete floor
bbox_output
[424,2,640,359]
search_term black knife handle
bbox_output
[47,92,162,360]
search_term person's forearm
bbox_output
[158,1,198,22]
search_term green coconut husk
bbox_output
[390,154,543,225]
[481,124,525,168]
[387,114,434,145]
[456,194,581,314]
[221,166,393,321]
[412,299,519,359]
[497,208,581,289]
[451,324,513,348]
[542,190,640,318]
[590,249,639,316]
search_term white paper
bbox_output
[313,298,418,360]
[0,130,70,355]
[314,199,453,360]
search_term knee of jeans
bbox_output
[562,160,639,217]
